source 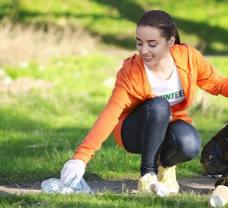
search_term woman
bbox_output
[60,10,228,196]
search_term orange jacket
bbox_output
[72,44,228,165]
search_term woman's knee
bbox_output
[171,121,201,160]
[179,136,200,160]
[141,97,170,120]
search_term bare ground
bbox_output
[0,177,218,196]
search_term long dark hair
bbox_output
[137,10,181,44]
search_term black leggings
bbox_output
[121,97,201,176]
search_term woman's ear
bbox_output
[168,37,175,47]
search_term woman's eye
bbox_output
[136,42,157,47]
[149,44,157,48]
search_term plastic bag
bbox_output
[200,124,228,176]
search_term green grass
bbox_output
[0,1,228,206]
[0,192,216,208]
[1,0,228,54]
[0,53,227,183]
[0,52,227,207]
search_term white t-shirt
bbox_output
[145,64,185,106]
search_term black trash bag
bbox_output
[200,124,228,176]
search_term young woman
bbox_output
[60,10,228,196]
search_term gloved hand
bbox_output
[60,159,86,186]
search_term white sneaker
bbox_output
[157,165,179,194]
[137,173,169,197]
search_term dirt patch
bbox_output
[0,20,98,66]
[0,177,217,196]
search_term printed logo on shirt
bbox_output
[161,89,184,100]
[160,89,185,106]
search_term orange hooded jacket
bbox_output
[72,44,228,165]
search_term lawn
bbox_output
[0,0,228,53]
[0,0,227,207]
[0,52,227,207]
[0,192,211,208]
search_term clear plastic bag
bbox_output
[41,177,92,194]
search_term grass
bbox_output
[0,37,227,208]
[0,19,98,66]
[0,52,227,208]
[0,0,228,54]
[0,53,118,180]
[0,1,227,207]
[0,53,227,184]
[0,192,216,208]
[0,53,120,183]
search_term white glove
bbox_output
[60,159,86,186]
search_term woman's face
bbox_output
[136,26,172,67]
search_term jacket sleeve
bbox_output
[192,48,228,97]
[72,69,132,165]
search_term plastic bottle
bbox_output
[70,177,91,193]
[41,177,92,194]
[41,178,64,193]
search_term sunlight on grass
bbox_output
[0,2,227,207]
[0,53,227,184]
[1,0,228,53]
[0,192,210,208]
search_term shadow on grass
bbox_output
[1,0,228,54]
[0,104,114,184]
[0,1,12,19]
[92,0,228,54]
[0,103,223,185]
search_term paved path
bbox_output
[0,177,218,195]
